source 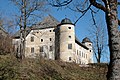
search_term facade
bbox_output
[13,15,93,64]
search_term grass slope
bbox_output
[0,54,107,80]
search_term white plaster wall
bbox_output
[75,43,89,64]
[59,24,75,62]
[83,42,94,63]
[25,28,55,60]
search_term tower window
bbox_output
[40,46,43,52]
[90,50,91,52]
[50,38,52,41]
[68,27,71,29]
[50,46,53,51]
[69,36,71,38]
[41,39,43,42]
[68,44,72,49]
[69,57,72,61]
[31,36,34,42]
[31,47,34,53]
[89,44,92,46]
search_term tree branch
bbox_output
[89,0,107,12]
[48,0,72,7]
[74,4,91,24]
[118,19,120,26]
[90,8,97,28]
[118,2,120,5]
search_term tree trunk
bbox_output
[106,0,120,80]
[22,0,27,59]
[98,53,101,63]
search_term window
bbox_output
[50,46,53,51]
[68,27,71,29]
[50,30,52,32]
[82,52,83,57]
[84,53,85,58]
[69,57,72,61]
[50,38,52,41]
[68,44,72,49]
[79,51,81,56]
[69,36,71,38]
[89,44,92,46]
[80,61,81,64]
[31,47,34,53]
[31,36,34,42]
[77,50,79,55]
[40,46,43,52]
[86,54,87,58]
[90,50,91,52]
[41,39,43,42]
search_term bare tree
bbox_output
[47,0,120,79]
[89,21,107,63]
[11,0,48,59]
[0,17,14,55]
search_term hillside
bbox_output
[0,54,107,80]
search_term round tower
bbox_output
[59,18,75,62]
[82,37,93,63]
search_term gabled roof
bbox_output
[13,15,59,38]
[33,14,59,29]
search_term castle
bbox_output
[13,15,93,64]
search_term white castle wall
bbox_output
[59,24,76,62]
[25,28,55,59]
[13,17,94,64]
[75,43,89,64]
[83,42,94,63]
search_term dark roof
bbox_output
[13,15,59,38]
[34,14,59,29]
[60,18,74,25]
[0,26,8,37]
[75,36,89,50]
[13,28,31,38]
[82,37,92,43]
[0,26,7,34]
